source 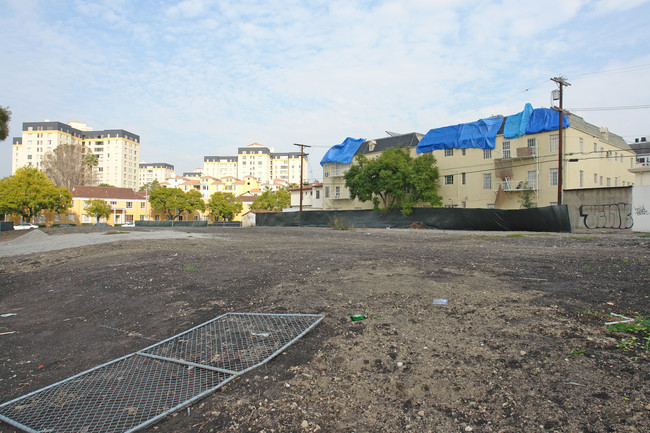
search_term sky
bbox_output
[1,0,649,181]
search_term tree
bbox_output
[0,166,72,222]
[250,188,290,211]
[519,184,536,209]
[84,199,112,224]
[207,192,243,221]
[83,153,99,186]
[42,143,85,190]
[0,106,11,141]
[139,179,160,195]
[344,147,442,216]
[149,187,187,220]
[149,187,205,221]
[184,189,206,220]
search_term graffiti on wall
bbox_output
[579,203,634,229]
[635,205,649,216]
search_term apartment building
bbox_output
[12,120,140,189]
[203,143,307,185]
[70,186,150,225]
[321,106,635,210]
[139,162,175,188]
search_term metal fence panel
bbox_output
[0,312,323,433]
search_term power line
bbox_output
[568,105,650,112]
[571,64,650,79]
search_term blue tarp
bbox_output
[416,117,504,153]
[504,103,533,139]
[525,108,570,134]
[320,137,365,166]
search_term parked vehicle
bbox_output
[13,223,38,230]
[122,221,135,227]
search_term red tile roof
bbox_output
[71,186,147,200]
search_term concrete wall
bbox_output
[632,185,650,232]
[564,186,633,231]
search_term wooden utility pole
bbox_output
[293,143,311,212]
[551,76,570,205]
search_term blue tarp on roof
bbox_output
[525,108,570,134]
[416,117,504,153]
[504,103,533,139]
[320,137,365,166]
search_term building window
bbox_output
[502,141,510,158]
[606,177,611,186]
[483,173,492,190]
[140,202,146,209]
[483,149,492,159]
[444,175,454,185]
[594,143,597,153]
[461,172,466,185]
[600,176,603,186]
[600,147,604,159]
[594,173,598,184]
[550,134,558,153]
[324,186,330,198]
[444,148,453,157]
[549,168,558,186]
[462,149,466,156]
[315,190,320,199]
[579,138,583,154]
[528,171,537,189]
[335,186,340,198]
[527,138,537,154]
[579,170,584,187]
[126,201,133,208]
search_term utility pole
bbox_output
[293,143,311,212]
[551,76,570,205]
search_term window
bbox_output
[444,148,453,157]
[579,137,583,153]
[579,170,584,187]
[140,202,146,209]
[324,186,330,198]
[316,190,320,199]
[600,176,603,186]
[594,173,598,184]
[527,138,537,154]
[483,149,492,159]
[502,141,511,158]
[600,147,604,159]
[550,134,558,153]
[444,175,454,185]
[528,171,537,189]
[483,173,492,190]
[594,143,597,153]
[126,202,133,208]
[461,149,466,156]
[335,186,340,198]
[549,168,558,186]
[461,172,466,185]
[606,177,611,187]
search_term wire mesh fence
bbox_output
[0,312,323,433]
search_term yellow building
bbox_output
[70,186,151,225]
[321,108,635,210]
[12,120,140,189]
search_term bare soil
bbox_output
[0,227,649,433]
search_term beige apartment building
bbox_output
[321,109,635,211]
[203,143,307,185]
[11,120,140,189]
[139,162,175,188]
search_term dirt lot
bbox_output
[0,226,648,433]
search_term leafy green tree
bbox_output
[97,183,115,187]
[184,189,206,220]
[0,106,11,141]
[250,188,290,211]
[149,187,205,220]
[84,199,112,224]
[149,187,187,220]
[0,166,72,222]
[344,147,442,216]
[207,192,243,221]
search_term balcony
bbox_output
[496,179,536,192]
[515,146,537,159]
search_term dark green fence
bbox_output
[254,206,572,232]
